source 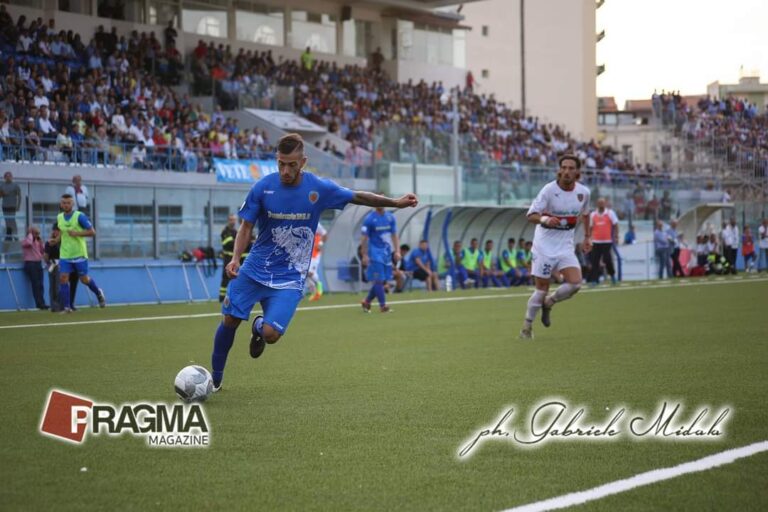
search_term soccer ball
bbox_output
[174,365,214,403]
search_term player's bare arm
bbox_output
[392,233,401,262]
[68,228,95,237]
[582,213,592,252]
[528,212,560,228]
[350,191,418,209]
[226,220,253,278]
[360,234,370,266]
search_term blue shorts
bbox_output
[60,258,89,276]
[222,273,303,334]
[366,261,393,282]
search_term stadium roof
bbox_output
[357,0,485,8]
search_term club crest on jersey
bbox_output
[308,191,319,204]
[577,193,585,201]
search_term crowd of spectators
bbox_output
[0,9,272,172]
[656,90,767,179]
[194,42,674,180]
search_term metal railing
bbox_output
[0,137,274,173]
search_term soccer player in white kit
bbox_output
[520,155,592,339]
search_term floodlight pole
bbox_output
[452,87,459,203]
[520,0,526,117]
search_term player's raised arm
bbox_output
[350,191,418,209]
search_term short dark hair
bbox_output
[61,193,73,199]
[508,238,515,244]
[277,133,304,155]
[400,244,410,252]
[558,154,581,169]
[471,238,478,243]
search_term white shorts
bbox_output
[308,256,320,277]
[531,250,580,279]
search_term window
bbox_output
[482,69,489,79]
[235,3,284,45]
[114,205,182,224]
[482,25,489,37]
[32,203,61,226]
[291,10,337,53]
[182,3,228,38]
[204,206,231,224]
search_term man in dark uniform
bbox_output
[219,214,237,302]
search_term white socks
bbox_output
[524,289,547,328]
[549,282,582,305]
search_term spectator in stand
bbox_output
[345,140,367,177]
[300,46,314,72]
[22,225,47,309]
[370,47,384,73]
[721,217,739,275]
[65,175,90,216]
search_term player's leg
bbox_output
[362,262,389,312]
[541,254,583,327]
[603,245,617,284]
[430,271,439,291]
[521,252,553,338]
[58,261,72,312]
[212,274,260,388]
[76,260,106,307]
[258,287,303,344]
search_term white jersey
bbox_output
[527,180,591,256]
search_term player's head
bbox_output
[470,238,478,249]
[418,239,428,251]
[453,240,462,251]
[507,238,515,247]
[401,243,411,255]
[557,154,581,186]
[227,213,237,228]
[276,133,307,186]
[3,171,12,183]
[596,197,606,211]
[484,239,493,250]
[525,241,532,250]
[60,194,75,213]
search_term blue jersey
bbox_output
[238,172,354,290]
[361,210,396,265]
[406,247,435,271]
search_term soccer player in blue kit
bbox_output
[210,134,418,390]
[360,206,400,313]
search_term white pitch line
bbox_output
[500,440,768,512]
[0,276,766,331]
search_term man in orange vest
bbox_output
[588,197,619,285]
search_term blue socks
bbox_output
[86,278,100,295]
[365,282,386,306]
[60,282,71,309]
[211,322,237,386]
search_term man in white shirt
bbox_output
[588,197,619,285]
[758,218,768,272]
[33,87,49,109]
[721,217,739,275]
[64,175,90,216]
[520,155,591,339]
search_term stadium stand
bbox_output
[0,7,273,172]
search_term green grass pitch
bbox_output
[1,277,767,511]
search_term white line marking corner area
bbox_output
[1,276,766,331]
[501,440,768,512]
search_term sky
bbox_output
[596,0,768,108]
